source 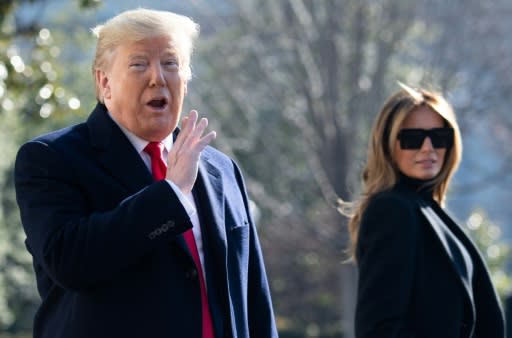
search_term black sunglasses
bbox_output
[397,128,454,149]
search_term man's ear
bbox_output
[95,69,111,100]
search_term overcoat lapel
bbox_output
[86,103,153,193]
[195,154,227,265]
[193,154,228,337]
[419,203,476,335]
[195,157,227,281]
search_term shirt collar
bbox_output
[107,111,174,154]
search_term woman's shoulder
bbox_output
[367,187,418,212]
[360,187,422,234]
[357,187,423,258]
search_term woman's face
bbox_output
[393,106,448,180]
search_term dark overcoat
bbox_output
[355,180,504,338]
[15,103,277,338]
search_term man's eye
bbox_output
[130,62,147,68]
[164,60,179,67]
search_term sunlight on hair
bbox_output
[397,81,422,101]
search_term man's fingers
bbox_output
[186,110,198,130]
[181,116,188,129]
[193,118,209,138]
[173,111,196,151]
[170,110,215,161]
[198,130,217,148]
[190,118,215,151]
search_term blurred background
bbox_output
[1,0,512,337]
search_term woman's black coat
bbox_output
[355,180,505,338]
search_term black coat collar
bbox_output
[86,102,153,193]
[394,173,435,202]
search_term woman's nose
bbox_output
[420,136,434,151]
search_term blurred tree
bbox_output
[417,0,512,189]
[188,0,425,336]
[0,0,100,332]
[188,0,512,336]
[465,209,511,299]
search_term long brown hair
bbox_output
[340,84,462,260]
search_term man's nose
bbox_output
[149,63,166,87]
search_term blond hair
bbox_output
[342,84,462,260]
[91,8,199,101]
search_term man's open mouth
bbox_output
[147,98,168,108]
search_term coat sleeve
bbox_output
[355,193,419,338]
[232,160,278,338]
[471,244,506,338]
[14,140,193,291]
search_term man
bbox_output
[14,8,277,338]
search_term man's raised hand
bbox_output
[166,110,216,194]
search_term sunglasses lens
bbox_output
[398,128,453,149]
[398,130,425,149]
[430,128,454,148]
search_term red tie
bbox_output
[144,142,167,181]
[143,142,215,338]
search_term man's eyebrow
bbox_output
[162,49,179,57]
[127,52,149,59]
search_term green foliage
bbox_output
[78,0,101,9]
[0,333,31,338]
[0,0,100,332]
[465,209,512,299]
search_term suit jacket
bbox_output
[355,178,504,338]
[14,103,278,338]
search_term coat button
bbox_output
[186,268,198,279]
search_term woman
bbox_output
[347,84,504,337]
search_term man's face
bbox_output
[97,35,187,141]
